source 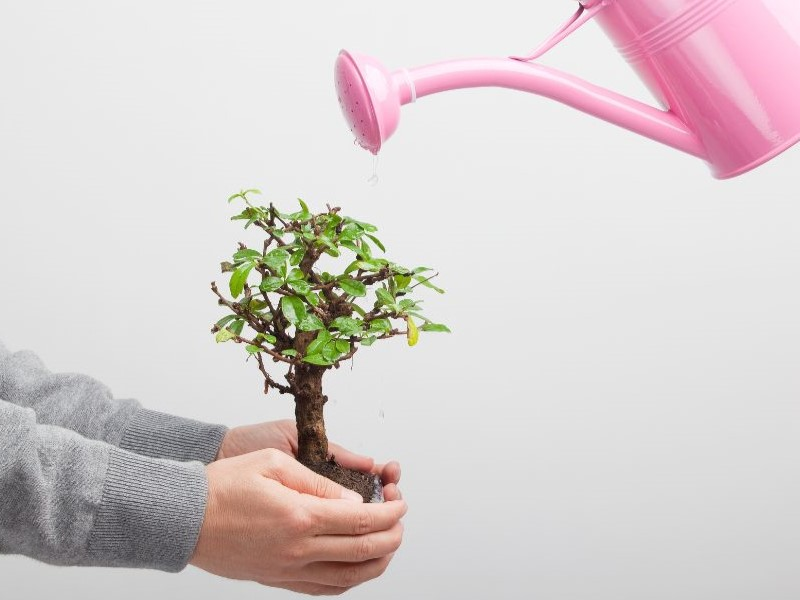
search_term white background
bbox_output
[1,1,799,599]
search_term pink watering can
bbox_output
[335,0,800,179]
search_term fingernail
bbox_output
[343,489,363,503]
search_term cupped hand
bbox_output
[218,420,402,500]
[191,448,407,595]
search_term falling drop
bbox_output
[367,155,379,186]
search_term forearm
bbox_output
[0,339,226,464]
[0,399,207,570]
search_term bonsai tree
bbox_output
[211,189,449,501]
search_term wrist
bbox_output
[215,427,238,461]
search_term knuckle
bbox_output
[353,536,375,561]
[337,565,363,588]
[314,476,336,498]
[352,510,374,534]
[288,506,315,535]
[285,541,307,563]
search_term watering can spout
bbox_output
[335,50,707,161]
[336,51,708,160]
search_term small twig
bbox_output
[255,353,293,394]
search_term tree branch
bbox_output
[255,353,293,395]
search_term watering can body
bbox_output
[335,0,800,179]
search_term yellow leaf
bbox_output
[406,316,419,347]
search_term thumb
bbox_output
[270,453,363,503]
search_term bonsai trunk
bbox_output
[293,363,329,466]
[290,363,382,503]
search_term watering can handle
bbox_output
[510,1,609,62]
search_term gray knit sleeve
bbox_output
[0,400,207,571]
[0,340,227,464]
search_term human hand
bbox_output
[217,420,402,501]
[191,448,407,595]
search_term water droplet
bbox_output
[367,155,379,186]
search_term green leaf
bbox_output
[406,316,420,347]
[398,299,418,310]
[322,341,342,362]
[215,315,237,328]
[242,188,262,196]
[246,344,261,354]
[338,223,363,242]
[338,277,367,297]
[286,268,304,282]
[230,320,245,336]
[340,240,364,256]
[287,198,312,221]
[335,339,351,354]
[246,298,269,311]
[264,248,291,269]
[394,274,412,290]
[305,292,320,307]
[330,317,363,336]
[229,263,254,298]
[352,219,378,232]
[233,248,262,261]
[421,323,451,333]
[298,314,324,332]
[350,303,367,317]
[256,333,277,344]
[376,288,395,307]
[281,349,299,357]
[358,239,373,259]
[288,280,312,295]
[360,336,377,346]
[306,329,332,356]
[369,318,392,333]
[344,259,384,274]
[413,274,445,294]
[289,249,305,266]
[303,353,332,366]
[259,276,283,293]
[365,234,386,252]
[280,295,307,324]
[215,328,236,343]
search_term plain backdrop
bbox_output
[2,2,800,599]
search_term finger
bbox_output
[304,522,403,563]
[268,452,363,503]
[328,442,375,474]
[382,483,402,502]
[299,555,394,588]
[273,581,352,596]
[374,461,401,485]
[313,498,408,535]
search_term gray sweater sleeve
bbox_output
[0,340,227,464]
[0,399,208,571]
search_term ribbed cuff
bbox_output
[86,447,208,572]
[120,408,227,465]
